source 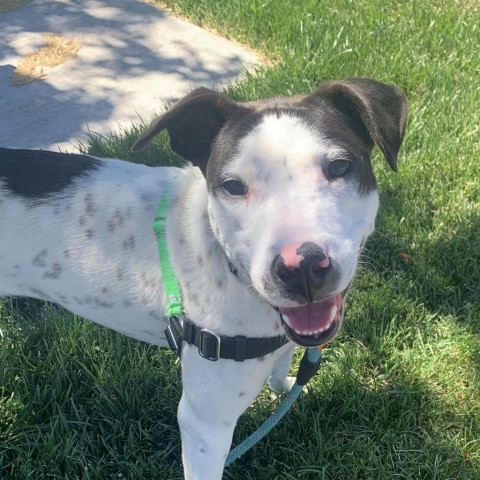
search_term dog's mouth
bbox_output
[277,292,344,347]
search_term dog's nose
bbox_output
[272,242,332,302]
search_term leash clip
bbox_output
[165,315,184,357]
[295,347,323,387]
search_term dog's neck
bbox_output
[166,166,282,338]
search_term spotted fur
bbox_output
[1,78,407,480]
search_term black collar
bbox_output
[165,315,290,362]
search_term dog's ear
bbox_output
[309,78,408,171]
[131,88,241,173]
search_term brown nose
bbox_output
[272,242,332,302]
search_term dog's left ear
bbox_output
[131,88,245,173]
[308,78,408,171]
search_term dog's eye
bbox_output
[329,159,351,178]
[222,179,248,196]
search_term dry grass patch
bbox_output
[11,34,81,86]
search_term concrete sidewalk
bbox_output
[0,0,258,152]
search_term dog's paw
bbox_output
[268,375,296,397]
[269,376,309,400]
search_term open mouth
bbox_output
[278,292,344,347]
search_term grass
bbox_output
[1,0,479,478]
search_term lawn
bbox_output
[1,0,479,478]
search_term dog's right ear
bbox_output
[131,88,241,173]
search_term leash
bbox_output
[225,346,322,466]
[153,184,326,465]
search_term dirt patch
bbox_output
[0,0,31,14]
[11,34,81,86]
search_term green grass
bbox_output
[1,0,479,478]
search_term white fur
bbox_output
[0,115,379,480]
[209,114,379,308]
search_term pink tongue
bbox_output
[280,295,338,333]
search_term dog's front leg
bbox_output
[268,343,296,394]
[177,393,235,480]
[177,344,283,479]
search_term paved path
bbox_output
[0,0,257,152]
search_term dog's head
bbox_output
[132,78,408,346]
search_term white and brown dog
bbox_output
[0,78,407,479]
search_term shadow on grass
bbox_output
[227,363,478,479]
[0,299,183,479]
[2,293,478,479]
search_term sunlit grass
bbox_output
[1,0,479,478]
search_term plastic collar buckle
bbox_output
[165,315,184,357]
[197,328,221,361]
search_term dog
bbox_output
[0,78,407,479]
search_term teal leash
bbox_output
[225,347,323,466]
[153,184,326,467]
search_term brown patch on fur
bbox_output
[84,194,95,215]
[141,273,156,291]
[43,262,62,279]
[122,235,136,251]
[32,249,48,267]
[108,210,126,232]
[188,293,199,305]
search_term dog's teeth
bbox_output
[329,305,337,323]
[281,314,289,324]
[292,318,337,337]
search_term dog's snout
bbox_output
[279,242,330,270]
[273,242,333,302]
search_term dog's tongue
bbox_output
[280,295,340,336]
